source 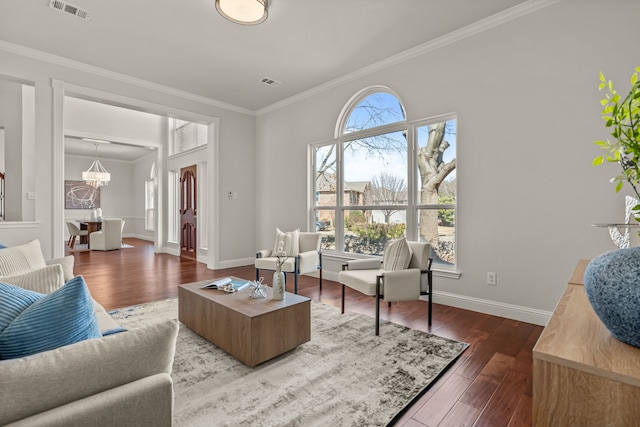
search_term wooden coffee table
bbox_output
[178,279,311,367]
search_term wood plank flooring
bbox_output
[72,238,543,427]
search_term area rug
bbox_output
[109,298,467,427]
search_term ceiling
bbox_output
[65,137,155,162]
[0,0,532,112]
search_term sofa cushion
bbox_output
[0,239,47,276]
[0,276,101,359]
[46,255,75,282]
[382,238,412,271]
[0,319,178,425]
[272,228,299,257]
[0,264,65,294]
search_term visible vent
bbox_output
[260,77,282,87]
[49,0,90,19]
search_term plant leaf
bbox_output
[615,180,624,192]
[593,156,604,166]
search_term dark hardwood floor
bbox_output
[72,238,542,427]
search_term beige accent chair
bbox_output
[255,231,323,294]
[90,218,123,251]
[66,221,88,249]
[338,240,433,335]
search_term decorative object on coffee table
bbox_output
[584,246,640,348]
[249,277,267,299]
[272,249,286,301]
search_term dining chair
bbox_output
[66,222,88,249]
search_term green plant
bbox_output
[593,66,640,201]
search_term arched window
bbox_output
[311,87,458,268]
[342,91,405,134]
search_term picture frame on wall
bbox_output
[65,180,100,209]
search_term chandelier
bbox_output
[82,143,110,188]
[215,0,268,25]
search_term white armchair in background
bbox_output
[255,229,322,294]
[338,238,433,335]
[89,218,123,251]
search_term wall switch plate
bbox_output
[228,191,233,199]
[487,272,497,286]
[27,192,36,200]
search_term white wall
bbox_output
[256,0,640,324]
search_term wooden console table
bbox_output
[533,259,640,426]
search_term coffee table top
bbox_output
[178,278,310,318]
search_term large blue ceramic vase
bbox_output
[584,246,640,348]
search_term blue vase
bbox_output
[584,246,640,347]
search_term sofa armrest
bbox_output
[0,320,178,425]
[345,258,383,271]
[8,374,173,427]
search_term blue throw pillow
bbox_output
[0,276,101,359]
[0,243,6,249]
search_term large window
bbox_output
[311,89,457,268]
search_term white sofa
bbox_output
[0,239,178,426]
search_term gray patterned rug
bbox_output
[109,297,467,427]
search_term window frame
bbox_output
[310,89,458,271]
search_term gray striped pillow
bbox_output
[383,238,413,271]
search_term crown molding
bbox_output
[0,40,255,117]
[256,0,563,116]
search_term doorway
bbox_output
[180,165,197,259]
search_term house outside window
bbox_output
[311,88,457,268]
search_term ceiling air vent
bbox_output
[49,0,90,19]
[260,77,282,87]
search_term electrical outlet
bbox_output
[487,272,497,286]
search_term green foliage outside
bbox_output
[345,210,366,230]
[345,222,406,255]
[438,195,455,226]
[593,66,640,202]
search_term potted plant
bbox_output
[593,66,640,202]
[586,66,640,348]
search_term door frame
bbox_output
[52,80,220,269]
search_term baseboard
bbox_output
[126,233,153,242]
[218,257,256,269]
[425,291,551,326]
[322,270,551,326]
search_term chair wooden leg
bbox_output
[70,236,76,249]
[256,268,260,281]
[341,285,345,314]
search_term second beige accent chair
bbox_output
[338,238,433,335]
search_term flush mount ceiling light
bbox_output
[215,0,268,25]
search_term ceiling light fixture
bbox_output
[82,143,110,188]
[215,0,268,25]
